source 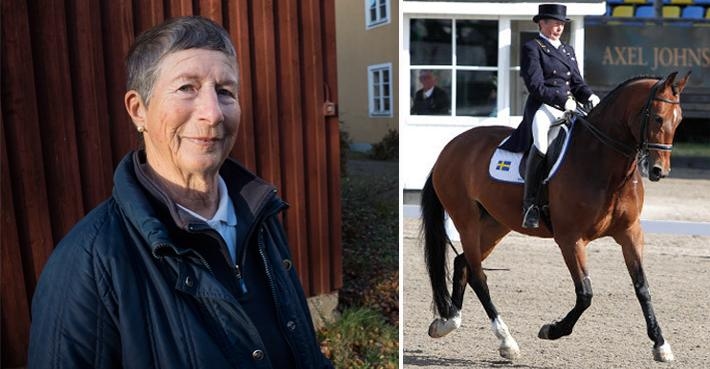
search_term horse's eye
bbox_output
[654,115,663,125]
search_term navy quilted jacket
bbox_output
[28,151,333,369]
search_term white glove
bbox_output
[564,98,576,112]
[588,94,600,108]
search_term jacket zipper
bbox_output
[154,243,215,275]
[180,190,285,297]
[257,227,303,369]
[186,223,248,296]
[233,264,247,296]
[237,189,281,267]
[232,189,285,294]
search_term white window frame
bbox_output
[368,63,393,118]
[365,0,390,29]
[408,17,501,119]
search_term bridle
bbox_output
[637,79,680,156]
[575,78,681,160]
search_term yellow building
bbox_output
[336,0,399,151]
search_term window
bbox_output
[410,18,498,117]
[366,0,390,29]
[368,63,393,117]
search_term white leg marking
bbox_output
[653,341,674,362]
[428,310,461,338]
[491,316,520,360]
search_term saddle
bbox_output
[489,115,575,186]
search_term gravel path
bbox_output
[403,171,710,369]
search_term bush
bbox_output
[318,308,398,369]
[369,129,398,161]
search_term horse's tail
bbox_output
[421,173,455,319]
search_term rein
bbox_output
[575,78,680,160]
[575,115,636,158]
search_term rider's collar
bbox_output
[539,33,561,49]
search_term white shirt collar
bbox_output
[423,86,435,98]
[177,176,237,227]
[539,33,562,49]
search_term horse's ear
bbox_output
[674,71,691,95]
[662,71,678,91]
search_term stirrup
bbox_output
[522,205,540,229]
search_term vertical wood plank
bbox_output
[198,0,222,22]
[1,0,56,291]
[250,0,281,189]
[66,0,115,211]
[227,0,256,169]
[166,0,193,18]
[274,0,310,289]
[27,0,85,241]
[100,0,136,165]
[299,0,330,295]
[133,0,164,34]
[321,0,343,290]
[1,113,31,369]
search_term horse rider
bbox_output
[499,3,600,229]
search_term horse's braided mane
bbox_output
[588,74,662,120]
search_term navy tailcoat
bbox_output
[500,36,593,152]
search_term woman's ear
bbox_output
[125,90,147,127]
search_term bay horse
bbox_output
[421,71,690,362]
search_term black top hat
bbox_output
[533,4,570,23]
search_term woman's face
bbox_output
[540,19,565,41]
[131,49,240,179]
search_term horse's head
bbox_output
[628,71,690,181]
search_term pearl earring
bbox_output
[137,126,145,133]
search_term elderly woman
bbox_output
[499,3,600,229]
[28,16,333,369]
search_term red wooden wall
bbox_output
[0,1,342,367]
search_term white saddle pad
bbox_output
[489,121,573,184]
[488,144,525,183]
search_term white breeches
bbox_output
[532,104,565,154]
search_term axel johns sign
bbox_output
[584,21,708,87]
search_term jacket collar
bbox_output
[536,35,575,70]
[538,33,561,49]
[112,150,282,256]
[535,35,576,70]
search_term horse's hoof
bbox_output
[427,313,461,338]
[538,324,552,339]
[499,341,521,360]
[653,342,674,362]
[427,319,446,338]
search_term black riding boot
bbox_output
[522,146,546,229]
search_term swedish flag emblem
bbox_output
[495,160,511,171]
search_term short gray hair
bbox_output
[125,16,237,105]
